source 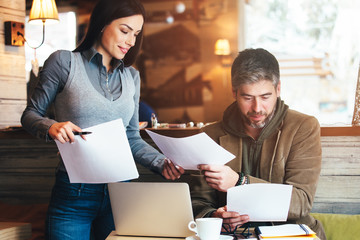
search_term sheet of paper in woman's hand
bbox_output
[145,130,235,170]
[55,118,139,183]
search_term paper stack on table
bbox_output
[255,224,318,239]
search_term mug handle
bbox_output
[188,220,197,234]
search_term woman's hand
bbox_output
[162,158,185,180]
[49,121,85,143]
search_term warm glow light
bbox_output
[29,0,59,25]
[175,1,186,14]
[214,39,231,56]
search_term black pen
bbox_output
[73,131,92,135]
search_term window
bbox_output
[244,0,360,126]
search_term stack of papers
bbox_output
[256,224,318,239]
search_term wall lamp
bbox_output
[4,0,59,48]
[214,38,232,67]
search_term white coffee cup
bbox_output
[188,218,223,240]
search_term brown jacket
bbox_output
[190,109,326,239]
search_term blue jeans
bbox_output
[46,171,115,240]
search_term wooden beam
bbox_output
[321,126,360,136]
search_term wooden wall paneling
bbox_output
[312,136,360,214]
[0,100,26,127]
[316,176,360,200]
[0,12,25,27]
[0,139,58,204]
[320,136,360,175]
[0,0,25,10]
[0,55,26,79]
[311,201,360,215]
[0,77,26,99]
[0,6,26,47]
[0,0,26,128]
[0,175,55,203]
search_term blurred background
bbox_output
[4,0,360,128]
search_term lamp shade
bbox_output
[29,0,59,25]
[214,39,231,56]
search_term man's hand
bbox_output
[162,158,185,180]
[198,164,239,192]
[49,121,85,143]
[212,206,249,231]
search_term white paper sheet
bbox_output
[227,183,293,221]
[55,118,139,183]
[145,130,235,170]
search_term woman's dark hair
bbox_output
[74,0,146,66]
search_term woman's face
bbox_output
[96,14,144,61]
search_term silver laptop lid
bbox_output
[108,182,194,238]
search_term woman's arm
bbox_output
[125,68,183,179]
[21,50,70,141]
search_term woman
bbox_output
[21,0,184,239]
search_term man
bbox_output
[190,48,326,239]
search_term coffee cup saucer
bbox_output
[186,235,233,240]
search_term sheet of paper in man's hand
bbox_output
[145,130,235,170]
[227,183,293,222]
[55,118,139,183]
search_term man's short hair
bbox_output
[231,48,280,89]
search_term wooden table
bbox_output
[106,231,184,239]
[0,222,32,240]
[106,228,321,240]
[106,228,259,240]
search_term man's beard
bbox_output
[245,108,276,129]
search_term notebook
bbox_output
[255,224,317,239]
[108,182,194,238]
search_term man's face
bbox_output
[232,80,280,129]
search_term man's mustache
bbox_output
[247,111,266,117]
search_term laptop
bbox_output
[108,182,194,238]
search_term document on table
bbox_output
[145,130,235,170]
[227,183,293,221]
[55,118,139,183]
[256,224,317,239]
